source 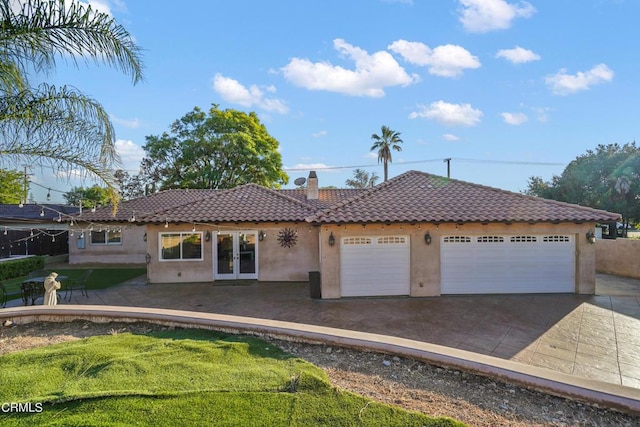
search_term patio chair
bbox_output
[0,282,6,308]
[65,269,92,301]
[1,282,28,308]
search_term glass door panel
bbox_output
[238,232,256,277]
[214,231,258,280]
[216,233,235,279]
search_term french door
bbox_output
[214,231,258,280]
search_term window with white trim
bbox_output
[90,230,122,245]
[510,236,537,243]
[160,232,203,261]
[477,236,504,243]
[443,236,471,243]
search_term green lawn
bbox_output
[2,267,146,303]
[0,330,466,426]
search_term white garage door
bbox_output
[340,236,410,297]
[441,235,575,294]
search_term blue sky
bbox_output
[30,0,640,202]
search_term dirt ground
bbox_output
[1,320,639,427]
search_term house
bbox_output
[71,171,620,298]
[0,203,79,258]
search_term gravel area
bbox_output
[2,320,640,426]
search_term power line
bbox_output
[283,157,565,172]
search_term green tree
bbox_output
[64,185,111,209]
[141,105,288,190]
[0,168,23,203]
[0,0,144,206]
[525,143,640,230]
[345,168,379,189]
[370,125,403,182]
[114,169,147,200]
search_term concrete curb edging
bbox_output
[2,305,640,415]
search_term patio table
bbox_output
[21,276,67,305]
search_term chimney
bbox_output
[307,171,318,200]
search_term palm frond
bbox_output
[0,0,143,84]
[0,84,121,206]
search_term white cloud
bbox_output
[442,133,460,141]
[458,0,536,33]
[365,152,379,159]
[115,139,145,171]
[110,114,140,129]
[388,40,480,78]
[495,46,540,64]
[409,100,483,127]
[545,64,614,95]
[212,73,289,114]
[501,112,528,125]
[281,38,418,97]
[312,130,327,138]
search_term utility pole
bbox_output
[443,158,451,178]
[21,165,32,205]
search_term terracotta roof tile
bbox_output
[307,171,621,224]
[279,189,365,209]
[74,189,212,223]
[143,184,315,223]
[74,171,620,225]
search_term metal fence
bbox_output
[0,230,69,259]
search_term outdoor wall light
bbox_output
[258,230,265,241]
[205,231,211,242]
[143,232,147,242]
[328,232,335,247]
[424,231,432,245]
[586,230,596,244]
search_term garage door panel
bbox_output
[340,235,410,297]
[441,235,575,294]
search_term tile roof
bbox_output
[307,171,621,224]
[74,171,620,225]
[279,188,365,209]
[74,189,212,223]
[0,204,80,222]
[143,184,316,223]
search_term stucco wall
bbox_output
[147,222,319,284]
[69,223,147,265]
[596,238,640,279]
[319,222,597,299]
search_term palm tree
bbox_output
[370,125,403,182]
[0,0,144,205]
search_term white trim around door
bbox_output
[214,231,258,280]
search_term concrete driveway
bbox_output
[50,273,640,388]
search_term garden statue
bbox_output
[43,272,61,306]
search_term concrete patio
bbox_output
[54,272,640,389]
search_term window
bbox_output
[90,230,122,245]
[443,236,471,243]
[160,232,203,261]
[343,237,372,245]
[477,236,504,243]
[510,236,537,243]
[543,235,570,243]
[377,236,406,244]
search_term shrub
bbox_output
[0,256,45,280]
